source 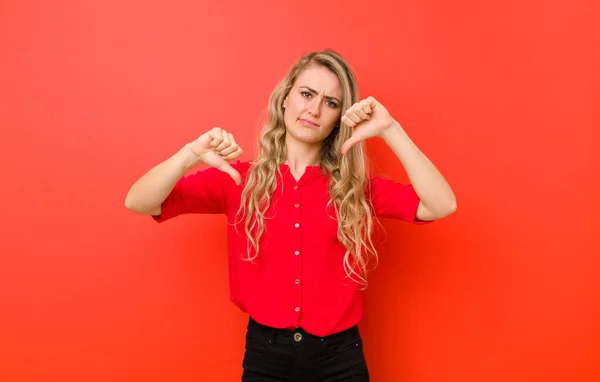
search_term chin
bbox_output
[288,131,324,146]
[297,134,322,144]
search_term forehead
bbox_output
[294,66,342,98]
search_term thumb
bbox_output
[341,136,361,155]
[216,162,242,186]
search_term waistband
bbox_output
[247,316,360,344]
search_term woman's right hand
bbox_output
[186,127,244,185]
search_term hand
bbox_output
[340,96,396,155]
[187,127,244,185]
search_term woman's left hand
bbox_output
[341,96,396,155]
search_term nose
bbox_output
[307,97,321,117]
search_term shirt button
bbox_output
[294,251,300,256]
[294,185,298,190]
[294,223,299,228]
[295,279,300,284]
[295,307,300,312]
[295,204,299,208]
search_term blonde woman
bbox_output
[125,49,456,381]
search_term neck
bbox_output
[284,138,322,170]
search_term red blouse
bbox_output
[153,161,427,337]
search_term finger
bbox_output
[355,108,370,121]
[215,129,231,151]
[209,128,224,148]
[365,96,378,110]
[341,135,362,155]
[345,111,362,124]
[221,146,243,161]
[216,162,242,185]
[208,127,222,139]
[360,103,372,115]
[358,99,373,114]
[341,115,356,128]
[219,133,240,156]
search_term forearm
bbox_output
[124,144,201,214]
[381,122,457,217]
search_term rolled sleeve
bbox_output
[152,166,232,223]
[369,175,431,224]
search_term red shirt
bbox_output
[154,161,427,337]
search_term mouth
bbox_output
[298,118,319,127]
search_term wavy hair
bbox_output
[235,49,379,288]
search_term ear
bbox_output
[282,96,287,109]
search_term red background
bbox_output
[1,1,599,381]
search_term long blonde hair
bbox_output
[236,49,379,287]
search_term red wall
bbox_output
[1,1,599,381]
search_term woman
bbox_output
[125,49,456,381]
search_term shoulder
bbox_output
[367,173,407,189]
[367,173,418,203]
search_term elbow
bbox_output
[417,197,457,221]
[124,195,137,212]
[124,193,143,214]
[124,193,160,215]
[432,197,457,220]
[441,195,458,217]
[447,196,458,215]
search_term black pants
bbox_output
[242,317,370,382]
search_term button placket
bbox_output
[293,181,302,316]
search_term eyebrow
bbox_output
[299,86,341,104]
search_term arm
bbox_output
[124,127,243,216]
[124,145,201,216]
[380,121,457,221]
[341,96,456,222]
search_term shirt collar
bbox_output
[280,164,325,187]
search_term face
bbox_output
[282,65,343,147]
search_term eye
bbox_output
[326,100,338,108]
[301,91,311,98]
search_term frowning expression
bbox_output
[283,66,343,147]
